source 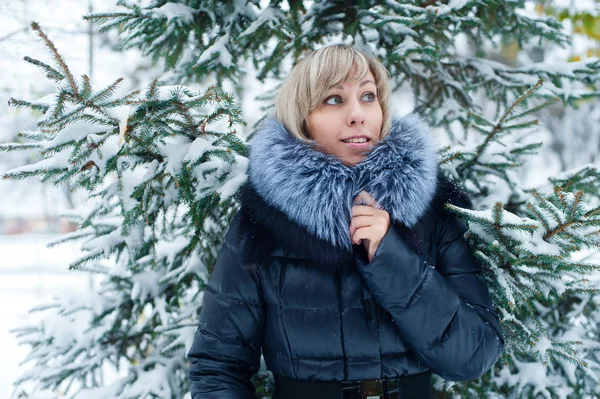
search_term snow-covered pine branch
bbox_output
[438,78,600,398]
[85,1,600,130]
[3,23,248,399]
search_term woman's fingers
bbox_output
[352,226,379,245]
[351,226,369,245]
[349,215,373,238]
[351,205,376,217]
[350,194,391,260]
[352,226,380,262]
[349,207,389,243]
[350,195,390,256]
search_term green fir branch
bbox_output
[23,56,64,82]
[7,97,50,113]
[30,22,79,97]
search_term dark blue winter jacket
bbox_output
[187,115,505,398]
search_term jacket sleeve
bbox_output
[187,213,265,398]
[356,212,505,381]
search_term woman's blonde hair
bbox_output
[275,45,391,143]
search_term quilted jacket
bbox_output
[187,115,505,398]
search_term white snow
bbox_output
[217,157,248,199]
[534,335,553,358]
[103,105,136,145]
[131,270,162,301]
[160,136,195,176]
[44,120,109,149]
[395,35,420,56]
[240,7,281,37]
[81,224,125,258]
[435,0,471,15]
[494,358,558,398]
[184,135,217,162]
[196,35,233,68]
[0,234,88,398]
[4,148,71,174]
[152,2,195,22]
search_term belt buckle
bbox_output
[361,379,384,399]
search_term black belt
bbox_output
[273,371,432,399]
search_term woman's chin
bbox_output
[340,155,367,167]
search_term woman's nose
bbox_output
[346,98,365,126]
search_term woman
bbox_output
[187,45,504,399]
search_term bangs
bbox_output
[308,49,372,111]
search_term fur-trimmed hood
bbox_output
[246,114,439,251]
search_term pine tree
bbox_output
[438,80,600,398]
[3,22,248,399]
[4,1,600,398]
[85,0,600,130]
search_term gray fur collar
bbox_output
[247,114,439,251]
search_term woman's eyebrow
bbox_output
[333,80,376,90]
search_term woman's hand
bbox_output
[349,191,391,262]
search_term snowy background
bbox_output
[1,0,598,397]
[0,1,139,396]
[0,236,82,398]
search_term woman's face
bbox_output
[306,71,383,166]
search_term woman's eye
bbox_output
[362,92,376,102]
[325,95,342,105]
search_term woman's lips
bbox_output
[342,139,371,149]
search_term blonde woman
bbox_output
[187,45,504,399]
